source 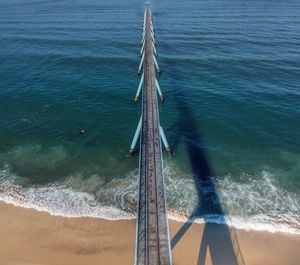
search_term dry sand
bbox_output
[0,201,299,265]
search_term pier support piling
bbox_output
[140,40,145,56]
[159,126,172,155]
[141,34,145,45]
[151,33,155,44]
[152,42,157,55]
[155,78,164,101]
[135,73,144,102]
[137,52,145,75]
[129,116,142,155]
[153,54,160,73]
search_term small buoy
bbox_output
[80,129,86,135]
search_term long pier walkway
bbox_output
[134,3,172,265]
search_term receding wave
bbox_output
[0,163,299,234]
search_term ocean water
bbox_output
[0,0,299,234]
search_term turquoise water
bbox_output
[0,0,299,232]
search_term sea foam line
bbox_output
[0,165,299,235]
[1,188,299,235]
[0,182,134,220]
[1,195,300,235]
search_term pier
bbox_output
[129,3,172,265]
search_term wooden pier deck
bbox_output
[135,4,172,265]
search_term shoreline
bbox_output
[1,195,299,236]
[1,164,299,236]
[0,201,300,265]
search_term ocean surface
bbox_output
[0,0,299,234]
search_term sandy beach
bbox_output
[0,201,299,265]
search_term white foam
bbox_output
[0,165,134,220]
[163,161,300,234]
[167,213,300,235]
[0,164,299,234]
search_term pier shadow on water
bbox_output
[167,71,245,265]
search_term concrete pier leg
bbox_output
[155,78,164,101]
[150,23,154,33]
[135,73,144,102]
[151,33,155,44]
[137,52,145,75]
[152,42,157,55]
[159,126,171,155]
[129,116,142,155]
[150,27,154,35]
[153,55,160,73]
[140,40,145,56]
[141,33,145,45]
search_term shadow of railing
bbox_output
[166,68,245,265]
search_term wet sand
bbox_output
[0,201,299,265]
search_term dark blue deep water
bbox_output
[0,0,299,232]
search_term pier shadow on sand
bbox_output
[166,71,245,265]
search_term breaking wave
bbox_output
[0,163,299,234]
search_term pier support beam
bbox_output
[129,116,142,155]
[159,126,171,155]
[135,73,144,102]
[155,78,164,101]
[152,42,157,56]
[141,35,145,45]
[137,52,145,75]
[140,40,145,56]
[141,30,146,45]
[151,33,155,44]
[153,54,160,73]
